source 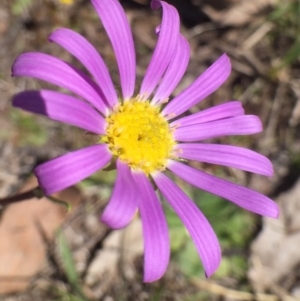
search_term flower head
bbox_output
[11,0,279,282]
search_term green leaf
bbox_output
[56,230,88,300]
[12,0,32,15]
[282,38,300,66]
[57,230,80,286]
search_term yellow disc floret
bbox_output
[102,98,176,174]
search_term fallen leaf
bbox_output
[85,217,143,298]
[248,178,300,293]
[0,176,82,295]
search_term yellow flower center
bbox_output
[102,98,176,174]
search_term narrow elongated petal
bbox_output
[177,143,273,176]
[91,0,135,100]
[13,90,106,134]
[49,28,118,107]
[171,101,244,127]
[153,172,221,277]
[35,145,112,195]
[174,115,262,141]
[132,171,170,282]
[163,54,231,118]
[12,52,107,114]
[152,34,190,105]
[168,160,279,217]
[140,1,180,99]
[101,160,138,229]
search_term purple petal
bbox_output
[140,1,180,99]
[163,54,231,118]
[174,115,262,141]
[168,160,279,218]
[171,101,244,127]
[12,52,107,114]
[101,160,138,229]
[177,143,273,176]
[49,28,118,107]
[152,34,190,105]
[12,90,106,134]
[153,172,221,277]
[132,171,170,282]
[91,0,135,100]
[35,145,112,195]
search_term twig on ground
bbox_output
[261,82,287,151]
[0,186,41,207]
[242,22,273,51]
[191,278,281,301]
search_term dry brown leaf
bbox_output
[85,218,143,298]
[248,178,300,294]
[0,176,82,295]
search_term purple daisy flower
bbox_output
[11,0,278,282]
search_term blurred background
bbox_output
[0,0,300,300]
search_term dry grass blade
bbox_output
[191,278,280,301]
